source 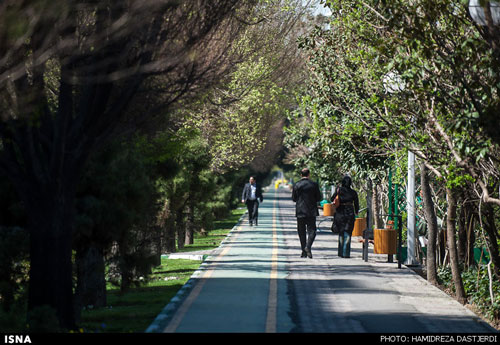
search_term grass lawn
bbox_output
[177,208,246,253]
[80,258,201,333]
[79,207,245,333]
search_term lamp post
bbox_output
[383,71,419,266]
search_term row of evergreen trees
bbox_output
[0,130,272,330]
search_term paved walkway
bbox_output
[146,186,497,334]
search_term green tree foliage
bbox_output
[0,0,258,329]
[154,129,253,251]
[0,0,312,330]
[75,139,160,305]
[0,227,29,312]
[285,0,500,314]
[185,0,309,172]
[289,1,500,188]
[0,176,29,328]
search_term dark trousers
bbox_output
[246,200,259,224]
[297,216,317,251]
[335,207,355,258]
[338,231,352,258]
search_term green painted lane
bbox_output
[161,186,294,333]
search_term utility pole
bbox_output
[406,150,419,266]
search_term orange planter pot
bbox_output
[323,203,335,217]
[352,217,366,237]
[374,229,397,254]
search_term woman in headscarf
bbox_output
[331,175,359,258]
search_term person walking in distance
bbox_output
[331,175,359,258]
[292,168,322,258]
[242,176,263,226]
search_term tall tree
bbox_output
[446,187,467,304]
[421,163,439,285]
[74,139,160,313]
[285,0,500,306]
[0,0,254,329]
[185,0,309,173]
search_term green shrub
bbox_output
[27,305,60,332]
[0,227,29,313]
[438,264,500,322]
[462,266,500,321]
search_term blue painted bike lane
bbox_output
[147,186,294,333]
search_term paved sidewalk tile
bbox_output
[278,187,496,333]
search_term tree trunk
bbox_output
[421,163,439,285]
[176,209,185,250]
[153,225,162,267]
[372,182,383,229]
[26,190,76,331]
[437,228,447,265]
[446,187,467,304]
[185,201,195,245]
[118,239,133,294]
[467,215,477,268]
[458,205,476,269]
[158,199,176,253]
[164,212,177,253]
[366,179,373,232]
[458,206,466,264]
[75,244,107,316]
[482,203,500,280]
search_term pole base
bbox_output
[404,259,420,267]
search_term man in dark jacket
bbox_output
[242,176,264,226]
[292,168,322,258]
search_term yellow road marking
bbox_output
[265,189,279,333]
[163,226,240,333]
[164,189,281,333]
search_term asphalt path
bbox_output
[146,185,497,335]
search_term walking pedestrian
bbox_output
[331,175,359,258]
[242,176,263,226]
[292,168,322,258]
